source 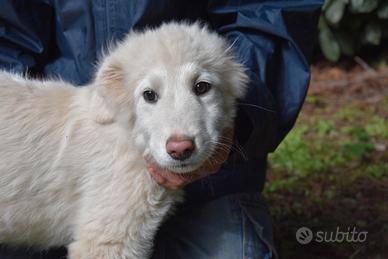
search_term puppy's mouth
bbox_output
[145,156,201,174]
[168,162,199,174]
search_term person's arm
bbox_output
[0,1,54,75]
[208,0,323,159]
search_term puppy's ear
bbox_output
[90,91,115,124]
[228,62,249,99]
[96,59,125,88]
[91,58,126,124]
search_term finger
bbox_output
[148,164,208,189]
[169,173,201,189]
[156,173,185,190]
[162,172,201,189]
[148,166,169,185]
[151,167,190,189]
[162,182,182,191]
[168,173,185,186]
[149,169,167,185]
[149,165,175,181]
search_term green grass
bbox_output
[268,105,387,187]
[265,95,388,258]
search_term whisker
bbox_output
[206,139,248,161]
[237,102,276,113]
[233,142,248,160]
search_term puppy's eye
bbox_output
[193,81,211,96]
[143,90,158,103]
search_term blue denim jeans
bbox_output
[0,193,275,259]
[152,192,276,259]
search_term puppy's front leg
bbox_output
[69,240,129,259]
[68,222,154,259]
[68,168,175,259]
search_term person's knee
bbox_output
[152,192,275,259]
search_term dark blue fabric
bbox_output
[0,0,323,199]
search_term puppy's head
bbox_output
[93,22,248,173]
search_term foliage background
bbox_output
[318,0,388,62]
[266,1,388,258]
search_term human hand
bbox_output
[148,128,234,190]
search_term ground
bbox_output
[265,63,388,259]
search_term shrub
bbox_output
[319,0,388,62]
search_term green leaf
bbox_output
[335,31,356,56]
[363,22,382,45]
[318,15,327,30]
[351,0,363,8]
[322,0,333,11]
[377,3,388,19]
[319,25,341,62]
[350,0,378,13]
[325,0,348,24]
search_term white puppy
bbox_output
[0,22,248,258]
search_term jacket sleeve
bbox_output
[0,1,55,75]
[207,0,323,159]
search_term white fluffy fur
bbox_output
[0,22,248,258]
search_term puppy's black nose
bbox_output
[166,135,195,161]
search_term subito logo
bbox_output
[296,227,313,244]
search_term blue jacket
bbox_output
[0,0,323,201]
